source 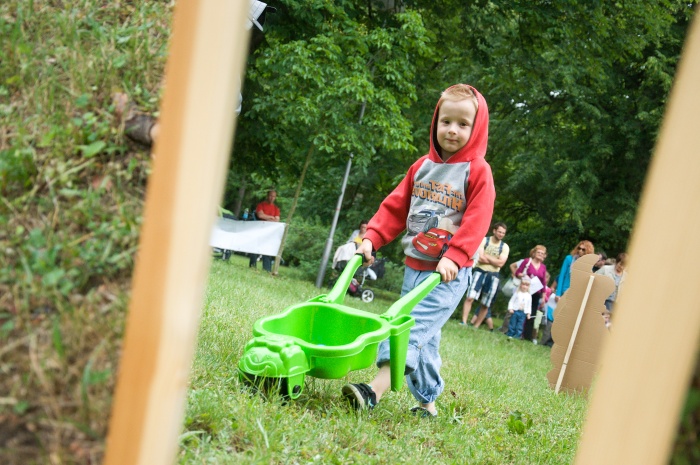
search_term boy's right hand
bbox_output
[508,309,514,314]
[356,239,375,266]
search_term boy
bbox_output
[506,276,532,339]
[342,84,495,417]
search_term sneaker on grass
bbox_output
[410,406,437,418]
[342,383,377,410]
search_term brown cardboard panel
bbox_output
[547,254,615,393]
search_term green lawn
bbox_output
[179,257,587,464]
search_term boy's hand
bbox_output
[356,239,375,265]
[436,257,458,282]
[508,309,514,314]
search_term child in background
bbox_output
[539,281,557,346]
[342,84,495,418]
[532,272,553,343]
[602,310,612,330]
[506,276,532,339]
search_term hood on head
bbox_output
[429,84,489,163]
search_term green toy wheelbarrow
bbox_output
[238,254,440,399]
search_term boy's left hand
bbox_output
[356,239,375,265]
[436,257,459,283]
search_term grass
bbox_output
[0,2,171,463]
[179,255,587,464]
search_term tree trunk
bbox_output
[272,144,314,274]
[233,178,247,217]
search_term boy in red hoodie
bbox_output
[342,84,495,417]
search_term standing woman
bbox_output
[595,253,627,312]
[515,245,548,343]
[555,240,595,302]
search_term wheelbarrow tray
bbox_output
[251,299,414,379]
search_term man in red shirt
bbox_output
[249,189,280,272]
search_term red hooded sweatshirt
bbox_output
[364,85,495,271]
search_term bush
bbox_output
[368,259,404,294]
[281,216,330,281]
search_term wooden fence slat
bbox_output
[103,1,251,464]
[574,14,700,465]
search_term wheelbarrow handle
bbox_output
[324,254,366,305]
[381,272,441,322]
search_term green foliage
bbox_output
[0,0,170,311]
[280,216,329,280]
[229,1,699,277]
[230,1,432,229]
[0,145,36,193]
[463,0,698,271]
[671,361,700,465]
[507,410,534,435]
[368,259,404,294]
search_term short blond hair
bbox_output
[439,84,478,110]
[529,245,547,258]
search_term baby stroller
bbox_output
[348,265,377,303]
[338,261,386,304]
[331,243,384,303]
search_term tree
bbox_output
[232,1,432,270]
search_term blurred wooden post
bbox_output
[574,13,700,465]
[103,1,250,464]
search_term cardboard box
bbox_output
[547,254,615,393]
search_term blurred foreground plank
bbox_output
[103,1,250,464]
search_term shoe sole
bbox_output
[342,384,369,410]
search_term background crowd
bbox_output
[458,223,628,347]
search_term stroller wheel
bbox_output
[361,289,374,303]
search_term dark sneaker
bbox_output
[342,383,377,410]
[410,406,438,418]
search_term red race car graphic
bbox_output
[412,227,452,258]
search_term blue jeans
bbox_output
[376,265,471,404]
[506,310,526,338]
[249,254,273,272]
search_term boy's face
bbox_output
[520,281,530,292]
[436,98,477,159]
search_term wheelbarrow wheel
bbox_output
[239,370,305,400]
[361,289,374,303]
[240,371,292,399]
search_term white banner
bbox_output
[209,218,285,256]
